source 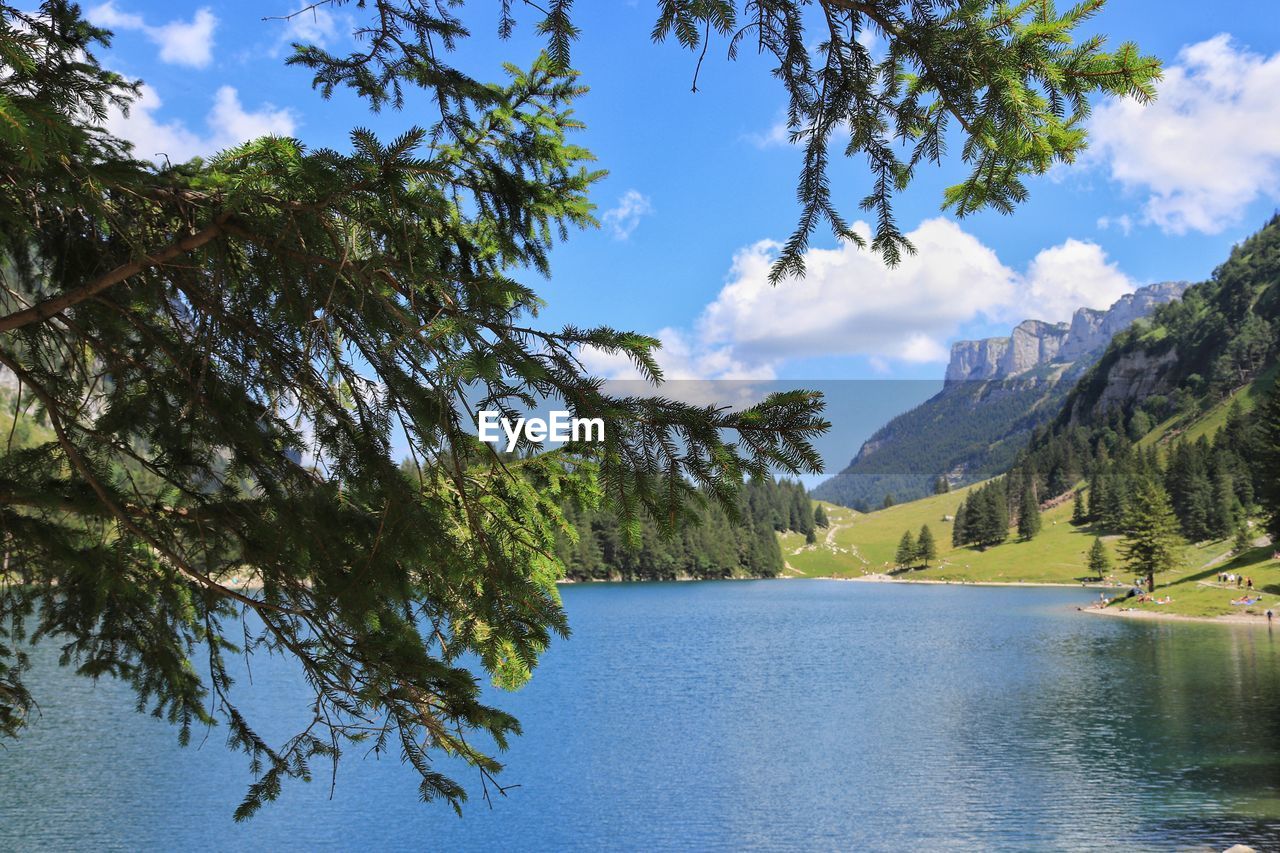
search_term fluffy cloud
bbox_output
[281,4,342,45]
[88,3,218,68]
[105,84,296,164]
[601,190,654,240]
[1020,239,1134,325]
[588,219,1137,380]
[1089,35,1280,234]
[745,119,790,149]
[699,219,1018,367]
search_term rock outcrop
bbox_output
[944,282,1189,385]
[814,281,1190,510]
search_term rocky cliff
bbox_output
[813,282,1189,510]
[944,282,1189,385]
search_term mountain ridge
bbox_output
[812,281,1189,510]
[944,281,1190,385]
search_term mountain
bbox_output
[811,282,1189,510]
[945,281,1190,384]
[1040,215,1280,434]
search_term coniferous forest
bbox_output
[556,479,818,581]
[1003,217,1280,546]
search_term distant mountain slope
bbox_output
[1041,215,1280,436]
[812,282,1188,510]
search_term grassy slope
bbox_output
[783,369,1278,618]
[1140,363,1278,450]
[783,483,1118,585]
[1102,540,1279,619]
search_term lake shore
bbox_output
[1079,604,1276,627]
[833,572,1111,589]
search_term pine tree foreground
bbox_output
[0,0,1160,817]
[1120,481,1186,593]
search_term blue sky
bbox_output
[85,0,1280,383]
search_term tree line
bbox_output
[556,479,822,581]
[894,525,937,570]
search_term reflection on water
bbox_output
[1,581,1277,851]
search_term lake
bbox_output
[2,581,1278,851]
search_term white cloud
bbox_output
[1089,34,1280,234]
[698,219,1018,368]
[601,189,654,240]
[745,119,790,149]
[580,326,775,382]
[586,219,1138,380]
[1020,239,1134,325]
[281,3,341,46]
[105,84,296,164]
[1096,214,1133,236]
[88,3,218,68]
[265,1,349,55]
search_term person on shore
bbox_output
[1247,577,1254,590]
[1237,575,1243,588]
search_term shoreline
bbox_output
[1079,604,1275,628]
[830,573,1112,589]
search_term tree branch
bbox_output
[0,214,231,334]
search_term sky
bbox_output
[80,0,1280,385]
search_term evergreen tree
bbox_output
[895,530,918,569]
[934,476,950,495]
[814,504,829,529]
[1087,537,1112,580]
[1018,479,1042,541]
[1088,473,1108,524]
[882,494,896,510]
[967,480,1009,548]
[1259,382,1280,541]
[1120,480,1186,592]
[916,525,937,567]
[1233,524,1252,555]
[1072,490,1088,525]
[1208,468,1238,540]
[952,498,968,548]
[0,1,832,813]
[0,0,1166,814]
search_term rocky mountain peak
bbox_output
[943,282,1189,385]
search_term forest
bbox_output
[556,478,820,581]
[1008,217,1280,540]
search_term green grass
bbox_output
[1104,537,1279,618]
[773,359,1279,621]
[846,495,1117,585]
[1140,363,1278,450]
[783,483,1112,584]
[781,501,867,577]
[788,485,1277,619]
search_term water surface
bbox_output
[2,581,1278,851]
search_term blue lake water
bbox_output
[2,580,1279,851]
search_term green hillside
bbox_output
[787,349,1279,620]
[809,374,1079,510]
[788,485,1112,584]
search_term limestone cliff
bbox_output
[814,282,1189,510]
[944,282,1189,385]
